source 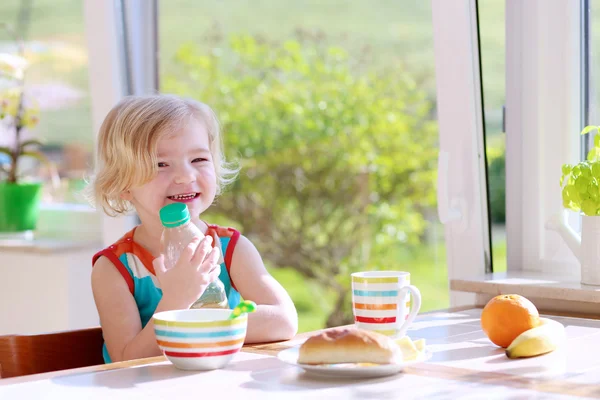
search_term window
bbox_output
[159,0,451,332]
[505,0,582,275]
[0,1,94,206]
[587,0,596,153]
[478,0,506,272]
[59,0,592,327]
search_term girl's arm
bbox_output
[91,257,191,362]
[230,235,299,343]
[92,235,220,362]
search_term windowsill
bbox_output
[39,202,97,212]
[450,271,600,304]
[6,202,104,253]
[0,236,101,254]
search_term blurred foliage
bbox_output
[163,31,438,326]
[487,143,505,224]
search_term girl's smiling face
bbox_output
[123,116,217,225]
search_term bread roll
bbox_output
[297,328,401,365]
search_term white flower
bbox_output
[0,53,28,80]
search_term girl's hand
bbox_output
[152,235,221,307]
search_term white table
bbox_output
[2,308,599,399]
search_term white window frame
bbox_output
[505,0,582,277]
[431,0,491,307]
[122,0,158,95]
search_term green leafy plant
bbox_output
[561,125,600,216]
[0,24,46,184]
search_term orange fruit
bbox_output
[480,294,540,348]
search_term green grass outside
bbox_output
[492,234,507,273]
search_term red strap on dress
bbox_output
[92,248,135,295]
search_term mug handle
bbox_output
[396,285,422,337]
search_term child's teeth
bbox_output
[172,193,195,199]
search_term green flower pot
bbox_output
[0,182,43,232]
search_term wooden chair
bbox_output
[0,327,105,378]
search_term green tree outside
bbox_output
[163,33,439,327]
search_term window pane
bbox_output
[479,0,507,272]
[589,1,598,153]
[159,0,448,332]
[0,0,93,204]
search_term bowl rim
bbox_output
[153,309,248,326]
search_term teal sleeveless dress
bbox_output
[92,224,242,363]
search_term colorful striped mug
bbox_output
[351,271,422,338]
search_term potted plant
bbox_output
[0,25,47,235]
[548,125,600,285]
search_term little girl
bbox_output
[89,94,298,363]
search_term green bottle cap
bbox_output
[159,203,190,228]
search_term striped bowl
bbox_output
[153,309,248,370]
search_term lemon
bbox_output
[395,336,420,361]
[413,338,426,352]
